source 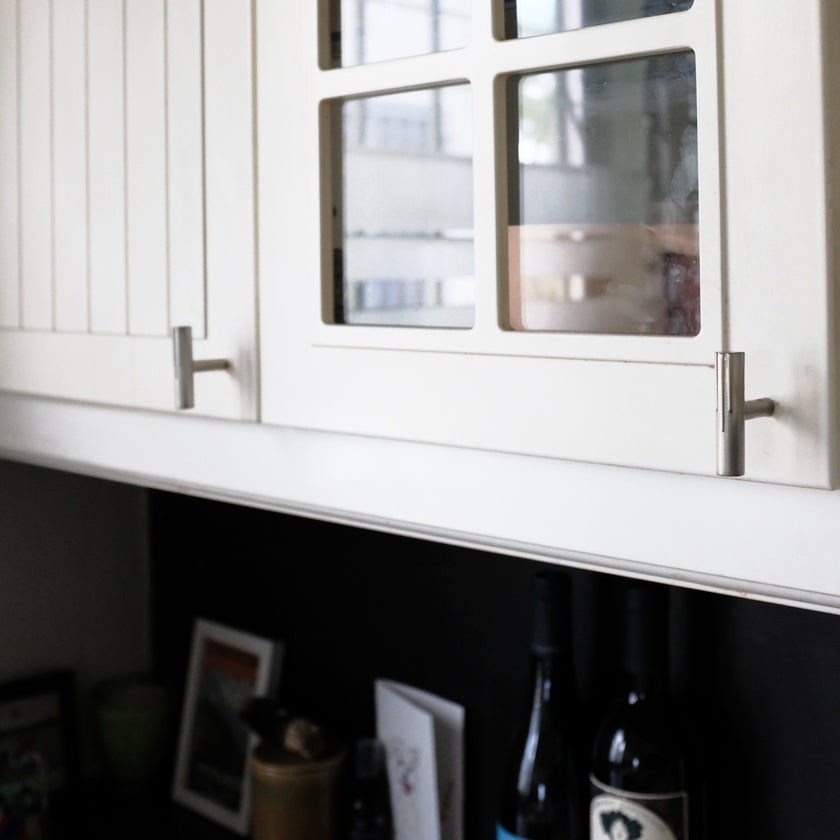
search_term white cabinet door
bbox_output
[258,0,837,488]
[0,0,257,419]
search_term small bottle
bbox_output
[497,572,581,840]
[589,582,687,840]
[346,738,393,840]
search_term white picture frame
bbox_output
[172,618,284,834]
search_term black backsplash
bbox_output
[149,490,840,839]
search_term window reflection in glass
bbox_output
[504,0,693,39]
[335,85,474,328]
[508,51,699,335]
[329,0,470,67]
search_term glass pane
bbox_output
[508,51,699,336]
[329,0,470,67]
[335,85,474,328]
[504,0,693,39]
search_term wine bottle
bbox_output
[497,572,581,840]
[589,582,687,840]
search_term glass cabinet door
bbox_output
[310,0,719,365]
[261,0,744,477]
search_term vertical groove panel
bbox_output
[125,0,169,337]
[167,0,206,339]
[204,0,255,343]
[19,0,53,330]
[53,0,89,332]
[0,0,19,328]
[88,0,127,334]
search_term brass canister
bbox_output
[250,741,346,840]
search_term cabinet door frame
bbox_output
[258,0,835,487]
[0,0,258,420]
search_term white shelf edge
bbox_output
[1,393,839,615]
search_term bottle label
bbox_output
[497,825,527,840]
[589,775,688,840]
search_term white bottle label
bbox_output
[589,775,688,840]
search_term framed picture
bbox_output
[172,619,284,834]
[0,670,78,839]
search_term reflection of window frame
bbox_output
[338,0,459,68]
[511,53,698,224]
[341,0,454,152]
[508,0,694,38]
[332,85,475,328]
[508,52,700,336]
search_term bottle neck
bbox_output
[527,644,574,716]
[526,572,574,711]
[531,644,561,684]
[620,590,668,700]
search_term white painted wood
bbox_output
[0,330,173,407]
[826,0,840,489]
[722,0,834,489]
[53,0,89,333]
[18,0,53,330]
[258,0,735,479]
[2,0,840,614]
[259,0,838,488]
[0,0,256,419]
[125,0,169,337]
[277,345,714,474]
[2,392,840,614]
[0,0,19,328]
[200,0,258,417]
[167,0,206,340]
[88,0,127,335]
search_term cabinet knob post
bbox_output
[172,325,230,410]
[715,352,775,477]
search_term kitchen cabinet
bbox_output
[0,0,257,419]
[1,1,840,613]
[2,0,835,481]
[258,0,839,488]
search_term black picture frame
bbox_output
[0,670,78,836]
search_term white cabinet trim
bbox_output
[2,392,838,614]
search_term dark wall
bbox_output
[149,490,840,839]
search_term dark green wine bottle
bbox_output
[589,583,688,840]
[497,572,581,840]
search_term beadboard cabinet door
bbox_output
[0,0,257,418]
[257,0,839,488]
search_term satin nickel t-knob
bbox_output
[716,352,775,477]
[172,325,230,410]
